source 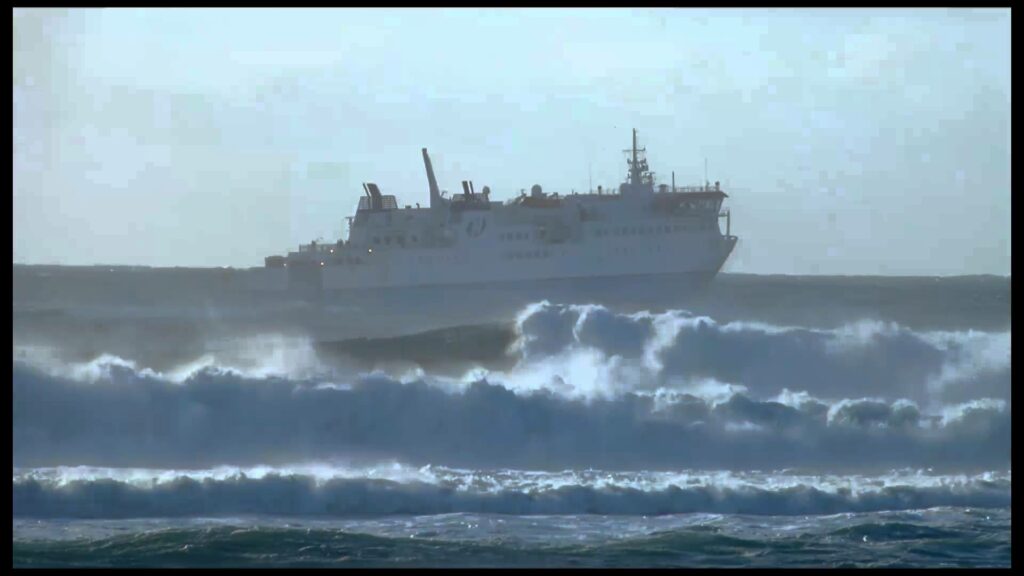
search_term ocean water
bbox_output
[12,267,1011,567]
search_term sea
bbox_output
[12,266,1012,568]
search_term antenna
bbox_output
[704,158,708,188]
[588,162,593,194]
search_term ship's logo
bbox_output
[466,217,487,238]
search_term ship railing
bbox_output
[298,244,335,254]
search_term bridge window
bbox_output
[373,236,380,245]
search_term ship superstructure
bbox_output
[254,129,737,294]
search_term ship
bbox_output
[245,129,737,322]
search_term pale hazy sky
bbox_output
[13,8,1011,275]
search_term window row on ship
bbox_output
[352,218,716,254]
[592,220,716,237]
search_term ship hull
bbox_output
[238,269,725,340]
[337,268,721,310]
[239,236,735,337]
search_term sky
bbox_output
[12,8,1011,275]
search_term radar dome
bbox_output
[531,184,543,197]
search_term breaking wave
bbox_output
[12,366,1010,471]
[12,302,1010,471]
[13,466,1010,518]
[506,302,1010,404]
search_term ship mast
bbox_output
[624,128,651,191]
[631,129,639,185]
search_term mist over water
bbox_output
[11,267,1011,567]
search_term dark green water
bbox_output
[13,508,1012,568]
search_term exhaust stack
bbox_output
[422,148,442,208]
